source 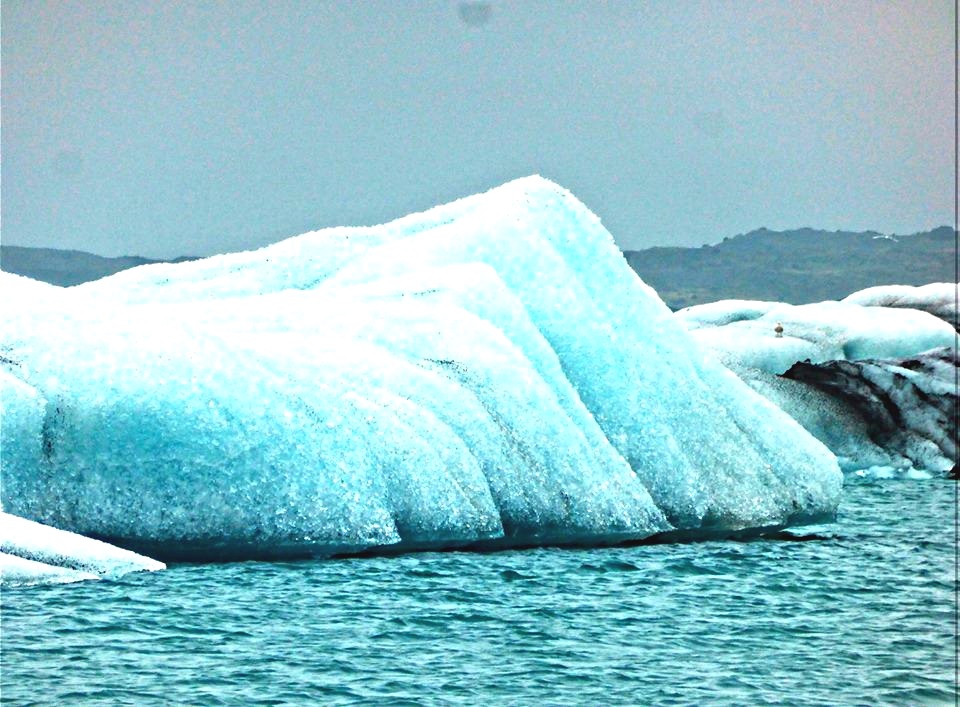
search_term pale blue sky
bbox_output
[2,1,954,257]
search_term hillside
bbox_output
[624,226,956,309]
[2,225,955,305]
[0,246,193,286]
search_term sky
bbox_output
[1,0,955,258]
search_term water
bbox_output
[2,477,955,705]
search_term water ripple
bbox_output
[1,479,955,705]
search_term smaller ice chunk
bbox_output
[682,292,957,476]
[0,552,98,587]
[0,513,165,585]
[852,466,934,480]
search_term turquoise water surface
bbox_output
[2,477,955,705]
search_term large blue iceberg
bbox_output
[0,177,841,560]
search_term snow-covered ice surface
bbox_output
[0,513,164,587]
[679,299,955,375]
[0,177,841,561]
[843,283,958,330]
[673,299,781,329]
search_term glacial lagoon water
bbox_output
[1,476,955,705]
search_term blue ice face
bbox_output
[0,177,841,560]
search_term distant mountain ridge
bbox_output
[2,225,955,305]
[0,246,196,287]
[624,226,956,309]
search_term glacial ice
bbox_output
[0,177,841,560]
[780,348,957,474]
[679,294,957,475]
[734,351,956,475]
[0,512,164,587]
[679,300,956,375]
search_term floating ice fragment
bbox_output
[0,512,164,587]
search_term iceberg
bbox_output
[736,348,957,476]
[1,177,841,560]
[679,295,957,475]
[674,299,781,329]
